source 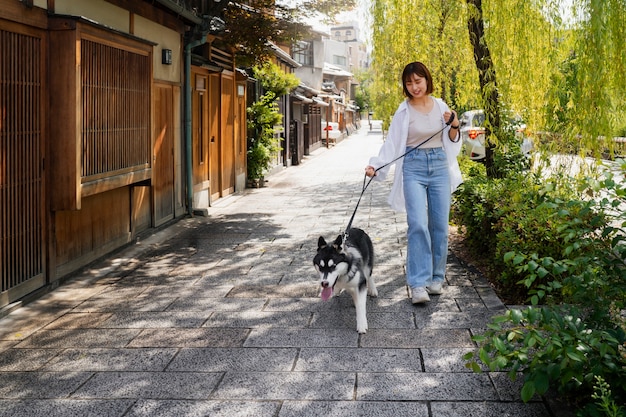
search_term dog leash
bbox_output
[344,113,456,236]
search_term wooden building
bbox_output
[0,0,246,310]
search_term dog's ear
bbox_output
[317,236,327,249]
[333,234,343,250]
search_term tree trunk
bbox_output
[466,0,501,176]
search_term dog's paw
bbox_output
[357,327,367,334]
[368,288,378,298]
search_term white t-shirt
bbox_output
[406,98,443,148]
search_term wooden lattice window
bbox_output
[1,26,45,297]
[48,18,153,210]
[81,40,151,180]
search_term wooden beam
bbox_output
[0,0,47,28]
[104,0,188,33]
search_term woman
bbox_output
[365,61,463,304]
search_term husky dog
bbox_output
[313,227,378,334]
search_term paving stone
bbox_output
[0,348,63,371]
[167,348,297,372]
[211,372,355,400]
[72,371,222,399]
[263,297,330,312]
[139,284,233,299]
[228,284,319,298]
[202,273,282,286]
[370,296,460,313]
[73,295,174,312]
[166,297,267,312]
[44,313,113,329]
[125,399,281,417]
[0,342,14,353]
[295,348,422,372]
[279,400,428,417]
[203,311,311,328]
[0,399,135,417]
[356,372,498,401]
[15,329,141,348]
[0,372,93,398]
[92,286,152,299]
[311,310,416,330]
[100,311,210,328]
[127,328,249,348]
[361,329,474,348]
[430,401,551,416]
[42,348,178,372]
[490,372,543,402]
[477,287,507,310]
[0,308,71,341]
[421,348,481,372]
[420,311,502,329]
[244,328,359,348]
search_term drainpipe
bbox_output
[184,34,210,216]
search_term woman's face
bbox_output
[404,73,428,98]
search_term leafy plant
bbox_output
[246,62,299,182]
[464,306,625,404]
[463,162,626,413]
[588,376,625,417]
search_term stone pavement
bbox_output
[0,126,560,416]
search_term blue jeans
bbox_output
[402,147,450,289]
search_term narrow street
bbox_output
[0,125,561,417]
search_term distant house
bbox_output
[292,21,369,142]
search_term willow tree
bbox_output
[369,0,474,130]
[566,0,626,155]
[370,0,626,172]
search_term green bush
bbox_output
[459,161,626,414]
[453,155,582,301]
[465,305,625,405]
[247,93,282,180]
[246,61,299,181]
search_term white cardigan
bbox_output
[368,97,463,212]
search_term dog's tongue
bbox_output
[321,287,333,301]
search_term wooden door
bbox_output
[153,82,175,227]
[220,73,235,196]
[191,68,209,206]
[234,81,247,188]
[208,74,220,202]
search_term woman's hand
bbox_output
[443,110,458,126]
[444,110,461,142]
[365,166,376,177]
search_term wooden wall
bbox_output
[54,187,134,277]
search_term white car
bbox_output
[460,109,532,161]
[459,110,486,160]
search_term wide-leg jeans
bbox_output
[402,147,450,289]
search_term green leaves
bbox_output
[464,303,626,408]
[246,63,296,180]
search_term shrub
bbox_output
[463,163,626,413]
[246,62,299,181]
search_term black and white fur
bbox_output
[313,227,377,334]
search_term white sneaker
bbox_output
[411,287,430,304]
[426,281,443,295]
